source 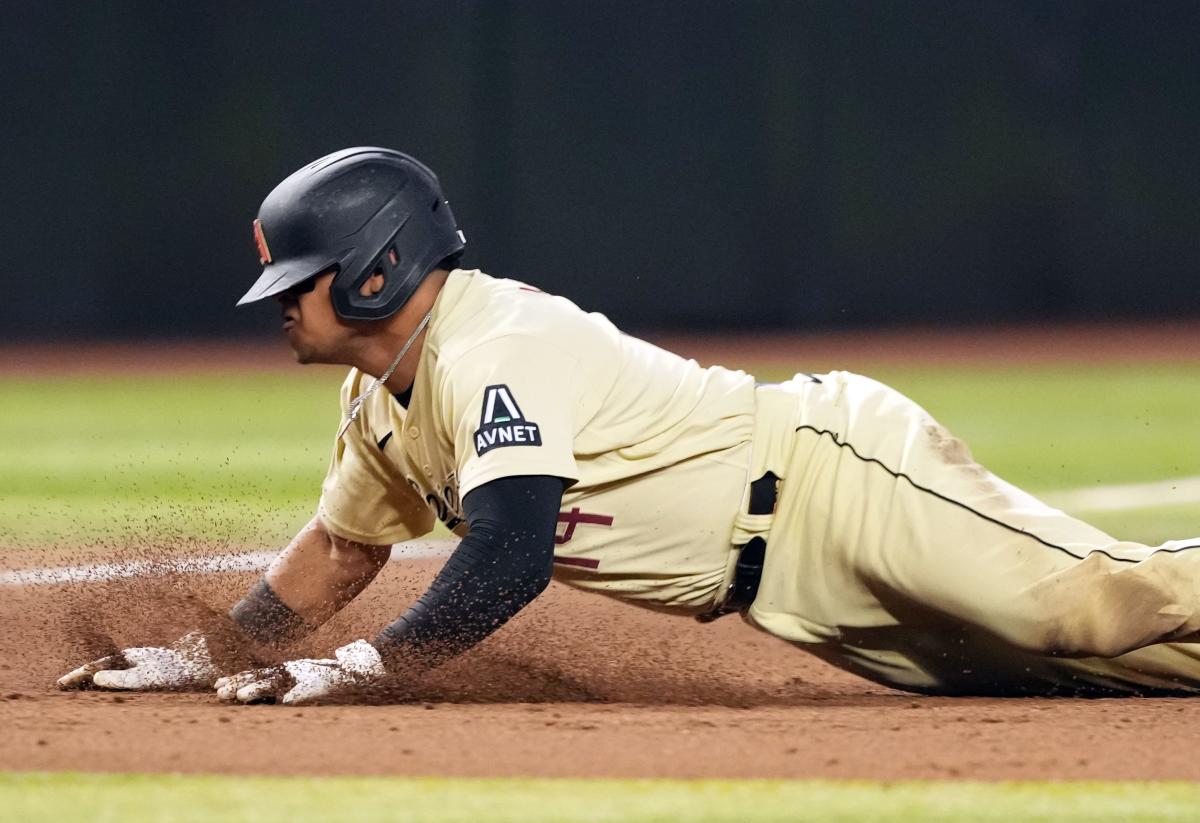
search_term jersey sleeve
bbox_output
[442,336,581,497]
[317,371,435,545]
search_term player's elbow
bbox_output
[531,563,553,596]
[326,528,392,583]
[512,555,553,607]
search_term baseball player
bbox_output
[58,147,1200,704]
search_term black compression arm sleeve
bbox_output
[373,474,564,669]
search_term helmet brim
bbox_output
[236,254,340,306]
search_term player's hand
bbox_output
[214,639,385,706]
[56,631,221,691]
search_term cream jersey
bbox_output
[318,269,756,612]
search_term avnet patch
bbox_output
[474,384,543,456]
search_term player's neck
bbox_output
[350,269,449,393]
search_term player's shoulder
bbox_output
[436,269,613,355]
[447,268,576,317]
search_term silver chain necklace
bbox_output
[338,310,432,439]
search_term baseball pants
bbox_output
[744,372,1200,695]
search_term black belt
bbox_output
[696,471,779,623]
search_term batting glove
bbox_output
[214,639,385,706]
[56,631,221,691]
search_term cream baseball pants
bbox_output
[745,372,1200,695]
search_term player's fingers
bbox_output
[235,679,281,704]
[56,655,126,690]
[216,668,285,703]
[215,670,262,702]
[92,667,153,690]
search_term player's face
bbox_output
[276,271,352,364]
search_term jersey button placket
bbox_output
[408,426,420,439]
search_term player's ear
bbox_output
[359,268,386,298]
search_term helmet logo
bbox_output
[253,219,273,264]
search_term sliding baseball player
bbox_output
[59,147,1200,703]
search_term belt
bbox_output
[696,470,779,623]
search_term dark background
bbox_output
[4,1,1198,338]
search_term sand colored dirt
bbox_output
[3,553,1200,781]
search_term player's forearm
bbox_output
[373,474,562,670]
[374,524,553,667]
[229,515,391,645]
[266,516,392,621]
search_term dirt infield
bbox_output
[3,554,1200,781]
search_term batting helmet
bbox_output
[237,147,466,320]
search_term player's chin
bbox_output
[282,328,315,364]
[285,338,315,364]
[288,340,334,366]
[291,346,322,365]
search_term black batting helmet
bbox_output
[237,147,466,320]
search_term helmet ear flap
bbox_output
[331,225,409,317]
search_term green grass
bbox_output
[2,363,1199,545]
[5,774,1200,822]
[1083,503,1200,545]
[0,372,335,546]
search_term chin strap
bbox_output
[338,310,432,439]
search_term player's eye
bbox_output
[281,277,319,299]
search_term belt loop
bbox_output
[748,471,780,515]
[697,472,779,623]
[699,382,797,623]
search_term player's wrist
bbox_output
[228,577,312,648]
